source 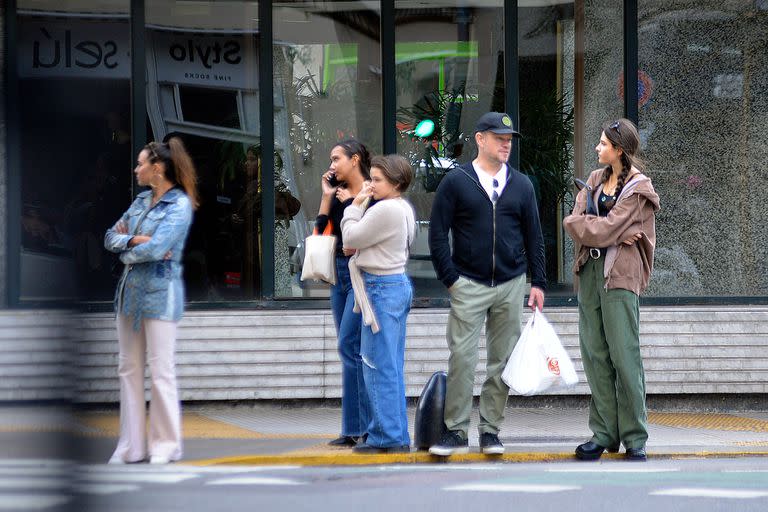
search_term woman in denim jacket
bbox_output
[104,138,198,464]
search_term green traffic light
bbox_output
[414,119,435,138]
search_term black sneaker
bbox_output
[328,435,359,447]
[353,444,411,454]
[479,432,505,455]
[429,430,469,456]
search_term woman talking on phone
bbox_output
[316,139,373,447]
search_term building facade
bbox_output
[2,1,767,402]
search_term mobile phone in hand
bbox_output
[327,173,340,187]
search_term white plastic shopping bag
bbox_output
[300,222,337,285]
[502,309,578,396]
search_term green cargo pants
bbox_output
[444,274,526,438]
[578,254,648,450]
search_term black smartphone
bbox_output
[327,173,341,187]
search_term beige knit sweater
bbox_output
[340,198,416,275]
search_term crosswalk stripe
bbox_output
[445,483,581,493]
[79,464,301,474]
[0,468,68,477]
[75,484,140,496]
[82,473,198,484]
[651,488,768,499]
[548,468,679,473]
[379,464,503,472]
[0,460,72,467]
[206,477,304,486]
[0,494,70,510]
[0,479,67,490]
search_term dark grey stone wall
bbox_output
[639,1,768,296]
[0,6,7,308]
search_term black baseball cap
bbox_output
[475,112,521,137]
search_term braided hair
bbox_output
[599,118,644,198]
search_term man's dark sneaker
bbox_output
[328,435,359,447]
[479,432,505,455]
[429,430,469,456]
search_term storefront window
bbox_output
[273,1,382,298]
[518,1,577,294]
[145,1,261,301]
[17,1,132,301]
[395,0,506,298]
[638,1,768,296]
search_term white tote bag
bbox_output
[300,222,337,285]
[502,309,578,396]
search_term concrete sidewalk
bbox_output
[2,403,768,466]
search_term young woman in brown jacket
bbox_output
[563,118,660,462]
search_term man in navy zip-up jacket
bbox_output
[428,112,546,456]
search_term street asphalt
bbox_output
[1,402,767,466]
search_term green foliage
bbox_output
[396,85,471,192]
[287,72,359,165]
[519,89,575,209]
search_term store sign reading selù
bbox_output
[20,18,252,90]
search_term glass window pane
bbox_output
[395,0,505,299]
[638,1,768,296]
[519,1,577,295]
[17,1,131,301]
[146,1,260,301]
[274,1,382,298]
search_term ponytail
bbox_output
[167,137,199,209]
[146,138,199,209]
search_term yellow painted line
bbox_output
[74,412,335,440]
[185,451,581,467]
[0,425,72,433]
[75,413,267,439]
[648,412,768,432]
[184,450,768,467]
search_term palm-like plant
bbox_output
[519,89,575,210]
[396,85,471,192]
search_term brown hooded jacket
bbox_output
[563,168,661,295]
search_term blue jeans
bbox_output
[360,271,413,448]
[330,257,370,437]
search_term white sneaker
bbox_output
[149,455,170,465]
[107,457,126,465]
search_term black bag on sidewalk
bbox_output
[413,371,448,450]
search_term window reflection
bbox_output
[17,2,132,301]
[395,1,506,298]
[518,1,576,294]
[146,1,264,301]
[274,1,382,297]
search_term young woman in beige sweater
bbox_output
[341,155,416,453]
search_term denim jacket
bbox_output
[104,187,193,330]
